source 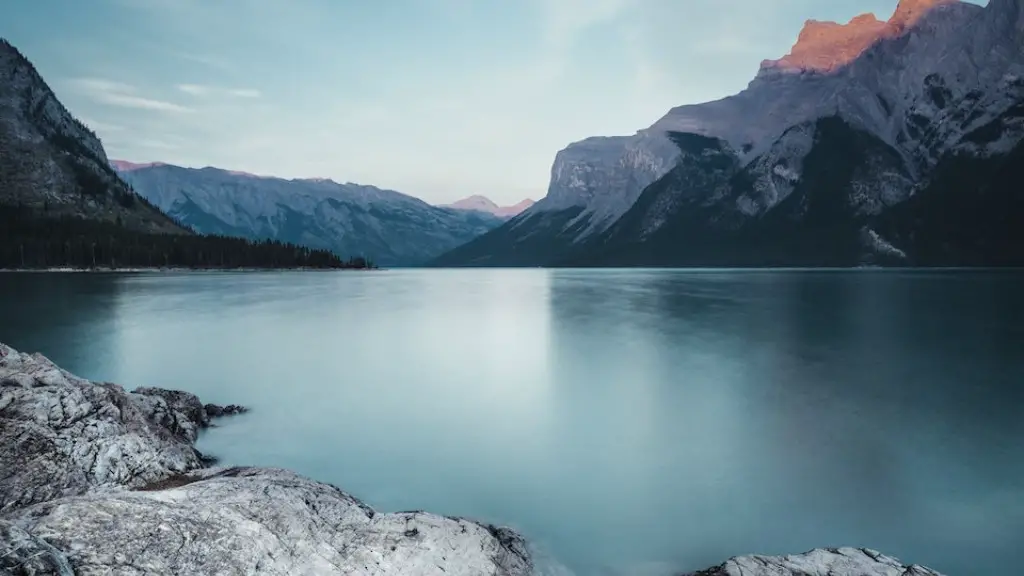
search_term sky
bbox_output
[3,0,984,205]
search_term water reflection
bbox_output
[0,270,1021,576]
[0,273,122,379]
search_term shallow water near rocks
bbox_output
[1,269,1022,576]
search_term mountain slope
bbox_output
[443,195,535,218]
[434,0,1024,267]
[0,39,357,270]
[0,40,183,234]
[116,163,504,266]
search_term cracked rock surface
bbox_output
[5,467,531,576]
[0,342,532,575]
[682,547,945,576]
[0,343,209,512]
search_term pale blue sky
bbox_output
[3,0,983,204]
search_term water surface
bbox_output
[1,269,1022,575]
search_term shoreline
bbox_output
[0,342,949,576]
[0,266,379,273]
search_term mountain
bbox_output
[443,195,535,218]
[0,39,355,270]
[433,0,1024,267]
[115,162,505,266]
[0,39,182,234]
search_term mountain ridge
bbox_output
[0,38,184,234]
[432,0,1024,268]
[115,162,505,266]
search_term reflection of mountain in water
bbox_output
[542,269,1024,575]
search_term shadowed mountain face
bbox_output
[433,0,1024,267]
[0,40,183,234]
[115,163,504,266]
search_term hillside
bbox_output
[116,162,504,267]
[433,0,1024,267]
[0,39,355,270]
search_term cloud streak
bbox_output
[177,84,261,98]
[69,78,192,113]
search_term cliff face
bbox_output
[0,40,184,234]
[433,0,1024,268]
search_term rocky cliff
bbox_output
[115,162,504,267]
[434,0,1024,267]
[0,40,183,234]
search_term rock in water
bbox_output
[0,341,533,575]
[0,343,207,512]
[683,547,945,576]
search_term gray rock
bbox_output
[0,344,206,512]
[682,547,945,576]
[0,341,533,575]
[0,519,73,576]
[5,467,531,576]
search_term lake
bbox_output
[1,269,1021,575]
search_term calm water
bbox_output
[1,269,1022,575]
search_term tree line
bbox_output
[0,204,373,270]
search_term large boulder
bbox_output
[683,547,944,576]
[0,342,533,575]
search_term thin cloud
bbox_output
[177,84,261,99]
[227,88,261,98]
[177,83,211,96]
[69,78,192,113]
[173,51,237,73]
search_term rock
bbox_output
[0,341,533,575]
[0,519,74,576]
[0,343,206,512]
[203,402,249,419]
[132,386,210,441]
[4,467,532,576]
[682,547,945,576]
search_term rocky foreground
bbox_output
[0,342,947,575]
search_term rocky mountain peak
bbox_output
[889,0,959,29]
[759,0,963,76]
[762,14,889,74]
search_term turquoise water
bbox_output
[1,269,1021,575]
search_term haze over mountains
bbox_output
[114,161,504,267]
[443,195,535,218]
[434,0,1024,267]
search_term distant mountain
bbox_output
[115,163,504,266]
[0,39,355,270]
[0,39,182,234]
[443,195,535,218]
[434,0,1024,267]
